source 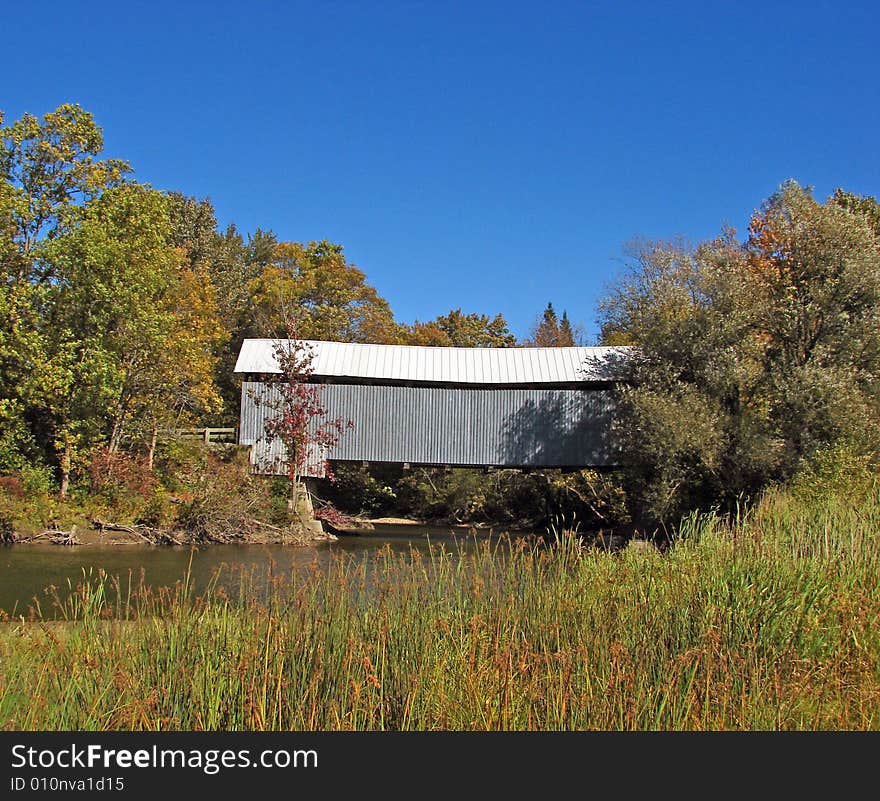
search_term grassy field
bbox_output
[2,485,879,730]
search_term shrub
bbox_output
[790,441,878,506]
[172,450,276,541]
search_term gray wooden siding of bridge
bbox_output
[240,381,618,470]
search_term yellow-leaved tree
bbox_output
[250,240,403,343]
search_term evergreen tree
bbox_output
[531,302,560,346]
[558,311,575,346]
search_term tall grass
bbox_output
[2,486,879,730]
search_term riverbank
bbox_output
[2,484,878,730]
[0,443,559,548]
[6,516,341,547]
[0,444,350,548]
[4,514,496,547]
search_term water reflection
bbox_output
[0,526,520,617]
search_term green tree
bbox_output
[0,104,130,480]
[0,171,41,471]
[167,192,218,271]
[831,188,880,237]
[44,184,225,493]
[1,103,129,272]
[744,181,880,468]
[246,228,278,273]
[600,182,880,522]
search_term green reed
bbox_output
[2,486,879,730]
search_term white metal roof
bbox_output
[234,339,631,384]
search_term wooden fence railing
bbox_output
[167,427,238,444]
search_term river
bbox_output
[0,525,519,616]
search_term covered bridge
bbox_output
[234,339,630,475]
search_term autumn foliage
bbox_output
[261,327,353,486]
[600,181,880,522]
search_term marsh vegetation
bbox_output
[2,481,878,731]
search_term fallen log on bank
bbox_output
[22,526,82,545]
[90,518,182,546]
[50,529,81,546]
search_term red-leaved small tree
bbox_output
[260,317,352,527]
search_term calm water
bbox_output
[0,526,513,616]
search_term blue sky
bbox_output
[4,0,879,341]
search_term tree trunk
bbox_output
[288,470,301,513]
[59,436,71,499]
[287,445,301,511]
[147,425,158,470]
[109,417,122,454]
[109,392,131,454]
